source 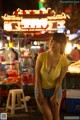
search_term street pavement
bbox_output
[0,106,80,120]
[0,98,80,120]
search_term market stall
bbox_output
[0,8,70,108]
[61,61,80,113]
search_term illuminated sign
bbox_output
[2,8,69,32]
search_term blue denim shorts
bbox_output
[34,87,62,99]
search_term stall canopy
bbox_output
[2,8,69,33]
[31,32,52,41]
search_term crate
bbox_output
[63,73,80,89]
[66,89,80,98]
[66,98,80,113]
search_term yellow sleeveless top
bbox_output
[37,51,69,89]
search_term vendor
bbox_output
[38,44,45,53]
[2,48,18,63]
[9,48,18,61]
[71,47,80,61]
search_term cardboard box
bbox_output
[66,98,80,113]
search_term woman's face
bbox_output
[49,38,61,52]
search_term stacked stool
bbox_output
[6,89,29,114]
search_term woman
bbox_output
[9,48,18,61]
[34,33,69,120]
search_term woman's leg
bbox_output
[36,98,53,120]
[50,98,61,120]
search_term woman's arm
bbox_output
[35,58,43,97]
[54,65,68,98]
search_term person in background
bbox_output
[0,62,5,72]
[70,47,80,62]
[33,53,38,64]
[0,53,4,62]
[34,33,69,120]
[38,44,44,53]
[9,48,18,61]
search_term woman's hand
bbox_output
[37,93,44,105]
[50,95,59,107]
